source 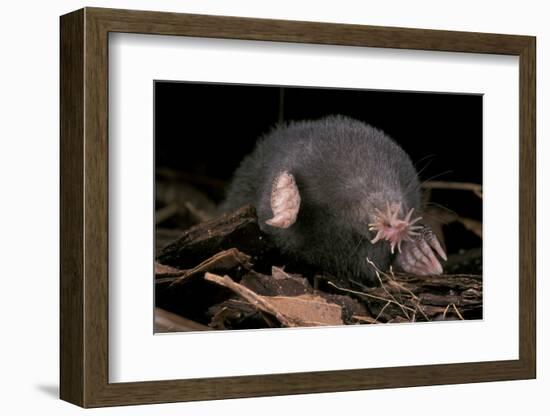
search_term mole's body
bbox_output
[222,115,446,285]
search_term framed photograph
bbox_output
[60,7,536,408]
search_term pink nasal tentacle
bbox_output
[368,203,422,254]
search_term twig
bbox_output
[325,281,416,315]
[452,303,465,320]
[412,300,431,322]
[387,267,431,321]
[156,167,227,190]
[204,272,296,327]
[442,304,450,319]
[368,260,410,320]
[184,201,212,223]
[422,181,482,199]
[169,249,252,288]
[455,217,482,238]
[386,266,419,300]
[442,303,465,320]
[352,315,378,324]
[374,301,392,323]
[155,203,179,225]
[368,260,434,322]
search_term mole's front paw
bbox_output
[394,226,447,276]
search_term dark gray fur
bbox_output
[221,115,422,285]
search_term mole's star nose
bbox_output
[368,203,423,253]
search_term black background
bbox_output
[155,81,482,252]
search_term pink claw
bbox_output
[394,227,446,276]
[427,233,447,261]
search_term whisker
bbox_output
[346,233,366,261]
[412,154,437,170]
[402,155,436,193]
[407,169,454,195]
[425,201,458,216]
[413,158,435,180]
[419,170,454,186]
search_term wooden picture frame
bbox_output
[60,7,536,408]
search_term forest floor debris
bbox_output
[155,205,482,332]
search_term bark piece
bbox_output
[155,249,252,323]
[157,205,279,271]
[155,177,217,226]
[444,248,483,275]
[204,272,295,327]
[154,262,186,278]
[268,295,343,326]
[317,293,369,323]
[240,269,314,297]
[351,315,378,324]
[168,248,252,288]
[316,272,482,323]
[155,228,185,256]
[208,299,278,330]
[204,273,343,327]
[154,308,212,332]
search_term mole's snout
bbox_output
[368,202,422,254]
[368,202,447,276]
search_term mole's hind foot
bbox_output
[265,171,301,229]
[394,226,447,276]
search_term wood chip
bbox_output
[157,205,277,270]
[240,270,313,297]
[208,299,277,330]
[154,308,212,332]
[169,248,252,288]
[268,295,343,326]
[204,273,343,327]
[154,262,186,278]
